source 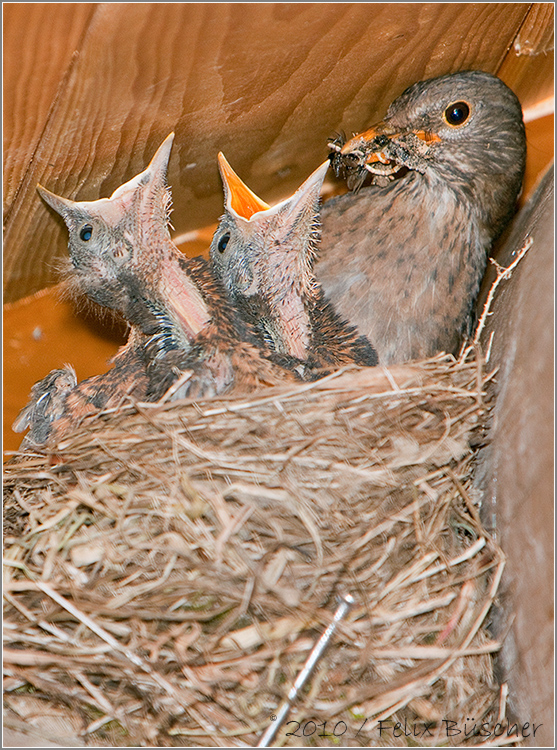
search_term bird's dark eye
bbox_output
[80,224,93,241]
[217,232,230,253]
[443,101,471,127]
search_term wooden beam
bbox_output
[4,3,532,301]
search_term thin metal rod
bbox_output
[257,593,354,747]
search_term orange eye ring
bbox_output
[443,101,471,127]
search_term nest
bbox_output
[4,353,518,747]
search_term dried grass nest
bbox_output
[4,352,516,747]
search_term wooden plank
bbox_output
[2,3,97,217]
[3,3,531,301]
[513,1,554,54]
[3,285,127,455]
[497,47,554,112]
[496,4,554,111]
[477,165,554,747]
[520,114,555,206]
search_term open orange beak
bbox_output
[217,152,270,220]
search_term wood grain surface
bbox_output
[4,2,541,302]
[513,1,554,54]
[3,3,96,216]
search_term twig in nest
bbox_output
[157,369,194,404]
[473,236,534,350]
[35,581,183,704]
[497,682,509,725]
[257,593,354,747]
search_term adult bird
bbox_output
[319,70,526,364]
[210,153,378,379]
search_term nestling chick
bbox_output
[37,134,294,405]
[13,366,78,447]
[20,136,295,447]
[320,70,526,363]
[13,328,151,448]
[210,154,378,378]
[37,134,208,346]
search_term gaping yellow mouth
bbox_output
[218,152,270,220]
